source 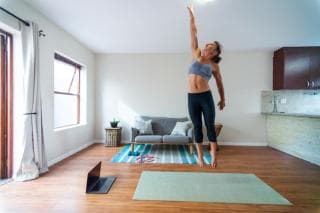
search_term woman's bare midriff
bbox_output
[188,74,210,93]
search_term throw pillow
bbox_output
[134,119,153,135]
[170,121,192,136]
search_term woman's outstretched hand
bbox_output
[187,5,195,18]
[217,100,225,111]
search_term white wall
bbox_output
[95,51,272,145]
[217,51,272,144]
[0,0,96,166]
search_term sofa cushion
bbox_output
[162,135,190,144]
[140,116,189,135]
[135,135,162,143]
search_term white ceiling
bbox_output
[23,0,320,53]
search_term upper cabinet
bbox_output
[309,48,320,89]
[273,47,320,90]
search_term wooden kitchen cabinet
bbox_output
[309,48,320,89]
[273,47,320,90]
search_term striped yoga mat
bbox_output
[111,144,212,164]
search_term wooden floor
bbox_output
[0,144,319,213]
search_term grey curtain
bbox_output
[14,22,48,181]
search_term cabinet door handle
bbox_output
[307,80,310,88]
[312,81,315,88]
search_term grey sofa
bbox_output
[130,116,194,154]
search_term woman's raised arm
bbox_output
[187,5,200,58]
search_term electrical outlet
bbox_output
[280,98,287,104]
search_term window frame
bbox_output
[54,53,81,129]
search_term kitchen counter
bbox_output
[265,114,320,166]
[261,90,320,165]
[261,112,320,118]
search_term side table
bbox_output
[105,127,122,147]
[215,123,223,138]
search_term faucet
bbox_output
[272,95,278,113]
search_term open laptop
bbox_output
[86,161,116,194]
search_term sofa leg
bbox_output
[130,143,135,152]
[189,144,194,154]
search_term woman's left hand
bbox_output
[217,100,225,111]
[187,4,195,18]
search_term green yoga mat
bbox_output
[133,171,291,205]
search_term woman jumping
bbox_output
[187,5,225,168]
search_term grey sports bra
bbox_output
[188,60,213,81]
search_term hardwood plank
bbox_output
[0,144,319,213]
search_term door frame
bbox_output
[0,29,13,179]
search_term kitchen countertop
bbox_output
[261,112,320,118]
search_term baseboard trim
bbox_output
[48,141,94,167]
[94,139,267,147]
[217,142,268,146]
[94,139,105,144]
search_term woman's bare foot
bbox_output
[210,152,217,168]
[198,157,204,168]
[196,143,205,168]
[210,142,218,168]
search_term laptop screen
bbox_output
[86,161,101,192]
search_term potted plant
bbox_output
[110,118,120,128]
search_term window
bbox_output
[54,53,81,129]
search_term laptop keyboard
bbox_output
[92,179,107,191]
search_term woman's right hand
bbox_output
[217,99,225,111]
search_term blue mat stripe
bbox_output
[178,145,189,164]
[187,145,198,164]
[111,144,130,162]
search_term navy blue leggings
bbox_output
[188,90,217,143]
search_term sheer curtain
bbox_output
[14,22,48,181]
